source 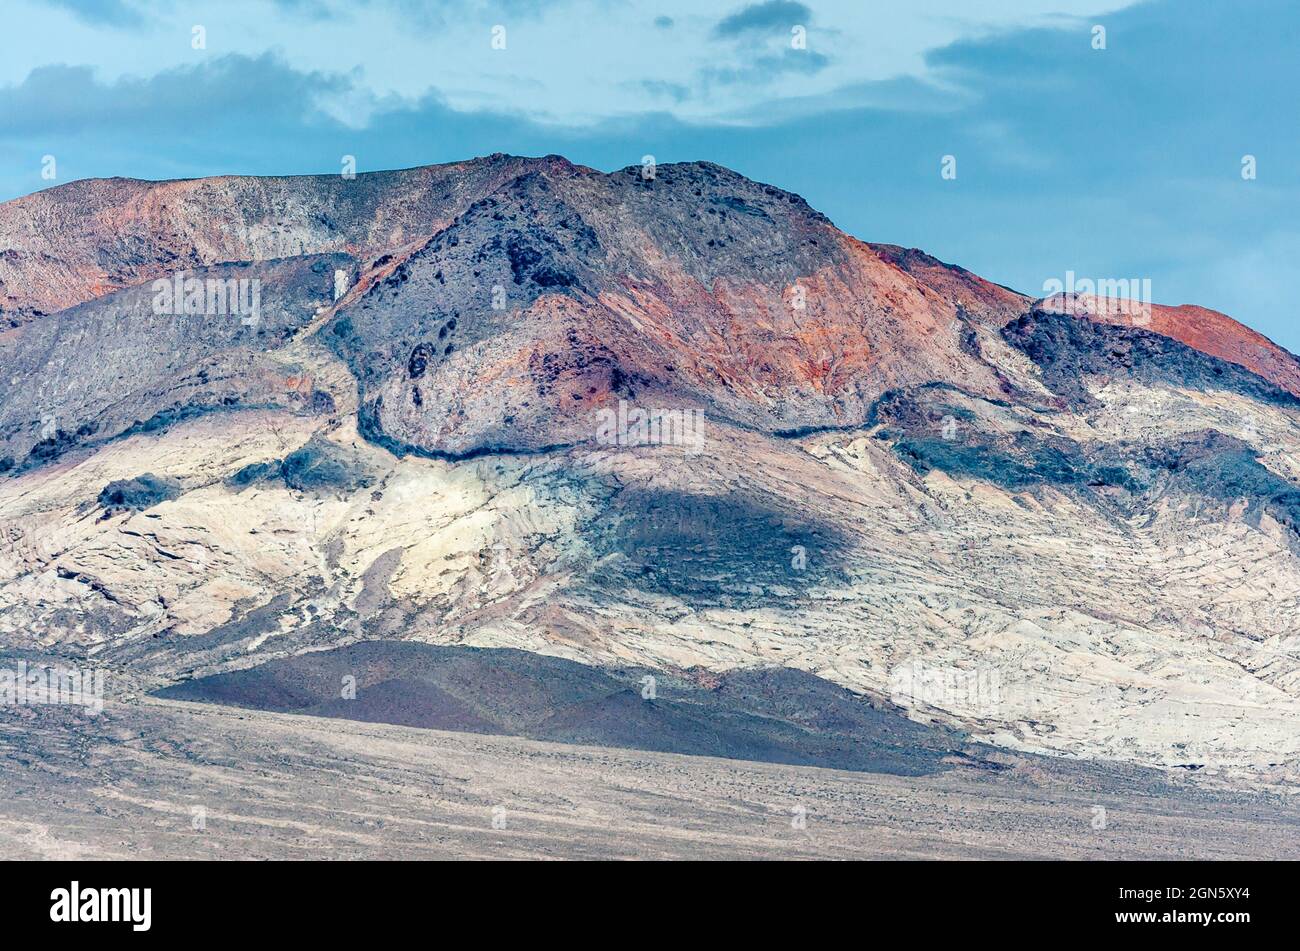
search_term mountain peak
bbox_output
[1,153,1295,461]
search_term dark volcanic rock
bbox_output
[1136,430,1300,535]
[871,385,1130,492]
[873,385,1300,539]
[154,641,972,776]
[225,436,374,494]
[1003,307,1300,410]
[98,473,182,511]
[587,488,851,607]
[0,254,354,471]
[280,437,373,493]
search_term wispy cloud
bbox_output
[0,55,349,135]
[700,48,829,88]
[713,1,812,39]
[35,0,141,25]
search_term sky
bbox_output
[1,0,1297,351]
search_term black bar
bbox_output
[0,860,1285,938]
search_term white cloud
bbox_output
[5,0,1143,126]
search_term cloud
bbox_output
[293,0,563,29]
[7,0,1146,128]
[33,0,141,25]
[637,79,691,103]
[723,74,969,123]
[0,51,606,196]
[713,1,811,39]
[700,48,829,88]
[268,0,339,18]
[0,55,350,136]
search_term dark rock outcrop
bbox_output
[98,473,182,511]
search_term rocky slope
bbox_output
[0,154,544,325]
[3,154,1300,785]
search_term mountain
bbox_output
[3,154,1300,784]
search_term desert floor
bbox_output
[3,698,1299,860]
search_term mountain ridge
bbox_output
[5,154,1295,402]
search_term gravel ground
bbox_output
[2,698,1298,860]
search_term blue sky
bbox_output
[2,0,1297,351]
